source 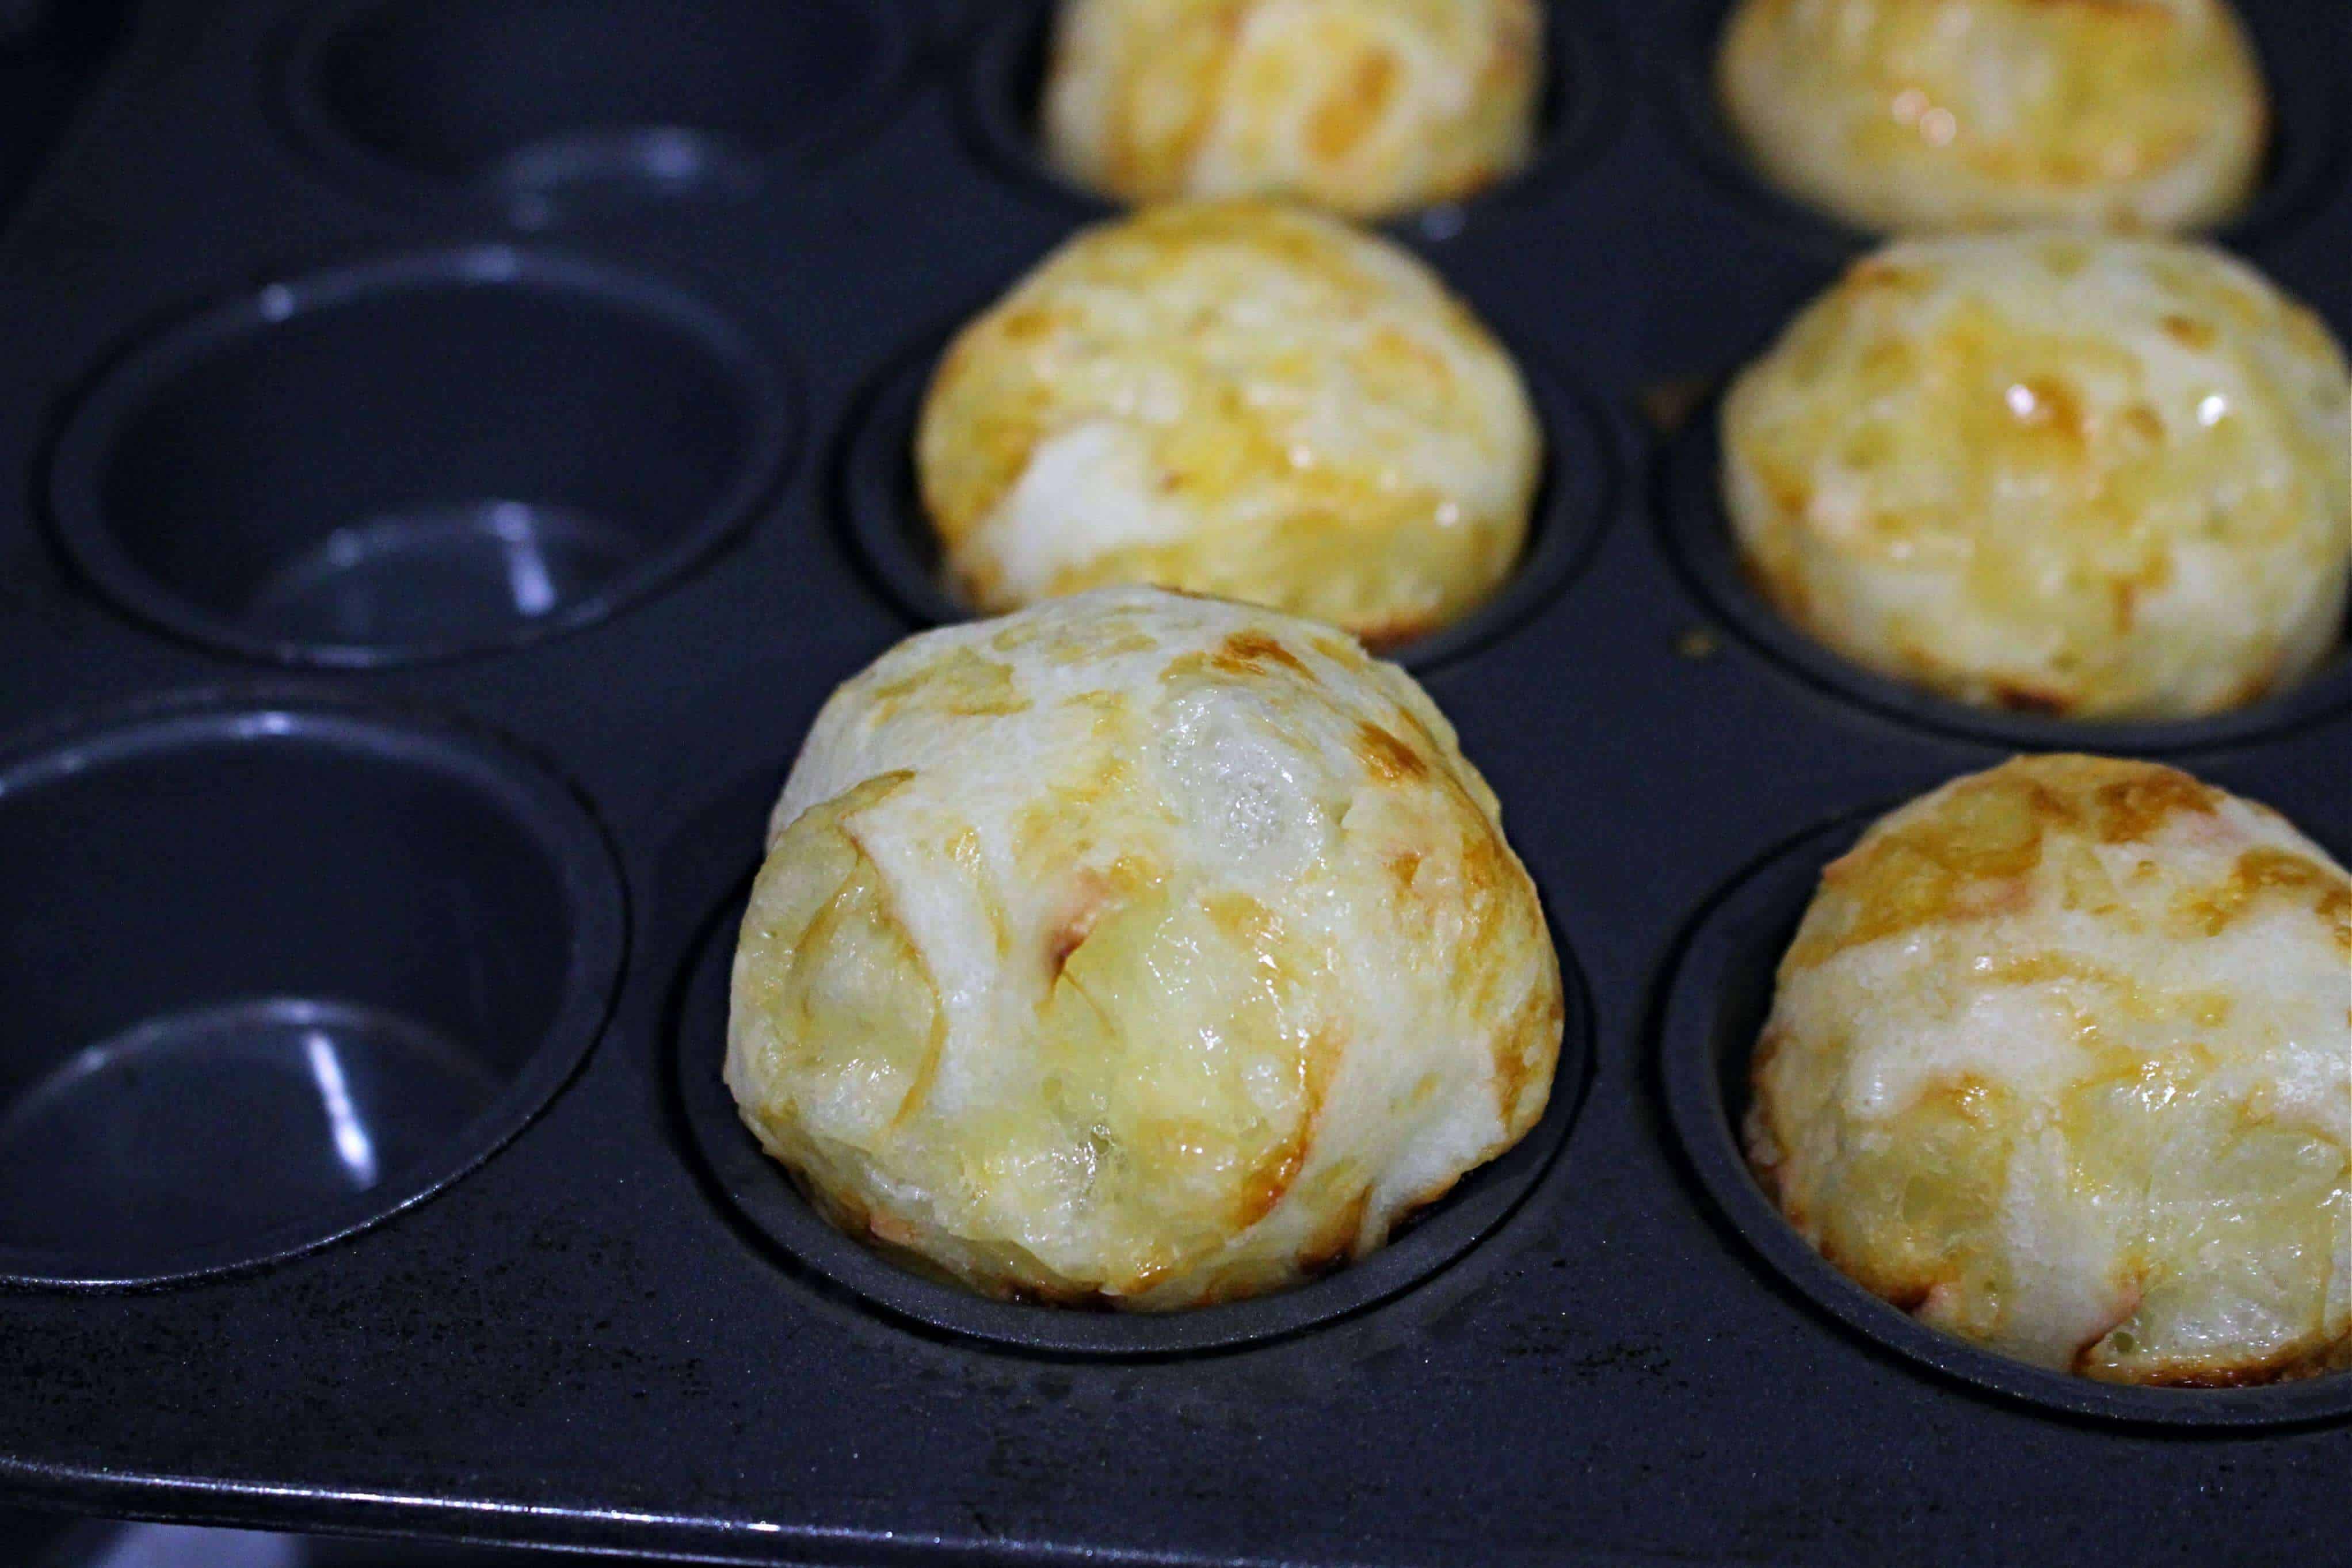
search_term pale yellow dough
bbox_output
[1716,0,2269,234]
[727,587,1562,1308]
[918,201,1541,647]
[1752,755,2351,1384]
[1042,0,1543,220]
[1722,234,2350,721]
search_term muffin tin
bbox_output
[0,0,2342,1562]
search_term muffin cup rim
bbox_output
[0,691,629,1291]
[43,242,803,671]
[268,0,917,224]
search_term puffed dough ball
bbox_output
[1752,756,2352,1384]
[918,201,1542,646]
[1722,235,2350,720]
[727,587,1563,1308]
[1042,0,1543,220]
[1716,0,2269,234]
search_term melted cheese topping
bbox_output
[1722,235,2350,720]
[1752,755,2351,1384]
[727,588,1562,1308]
[1041,0,1542,220]
[917,202,1541,646]
[1716,0,2268,233]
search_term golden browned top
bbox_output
[1717,0,2268,232]
[1790,755,2348,967]
[1042,0,1542,219]
[1721,234,2350,720]
[727,588,1562,1308]
[1754,754,2351,1384]
[917,202,1541,646]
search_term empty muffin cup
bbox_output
[1657,810,2352,1428]
[0,700,623,1286]
[836,334,1618,673]
[48,247,795,667]
[280,0,909,216]
[1655,406,2352,753]
[960,0,1618,239]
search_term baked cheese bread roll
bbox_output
[1716,0,2268,234]
[1751,756,2351,1384]
[1042,0,1543,220]
[727,587,1563,1308]
[918,201,1542,646]
[1722,234,2350,721]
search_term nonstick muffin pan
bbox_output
[0,0,2343,1563]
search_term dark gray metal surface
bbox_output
[0,0,2342,1563]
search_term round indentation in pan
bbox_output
[0,699,624,1287]
[278,0,910,220]
[837,334,1618,673]
[1658,812,2352,1428]
[1656,407,2352,753]
[48,247,796,669]
[1654,0,2346,261]
[960,0,1619,242]
[673,886,1589,1357]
